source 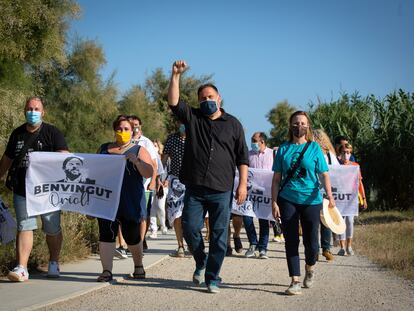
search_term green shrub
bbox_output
[307,90,414,211]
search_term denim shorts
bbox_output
[13,194,61,235]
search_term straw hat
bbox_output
[320,199,346,234]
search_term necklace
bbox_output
[116,142,131,150]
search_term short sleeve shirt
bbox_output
[272,141,328,205]
[163,133,185,177]
[5,123,68,197]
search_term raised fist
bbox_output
[172,60,187,74]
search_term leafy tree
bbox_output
[266,100,296,146]
[0,0,79,65]
[308,93,374,154]
[0,0,79,88]
[0,0,80,151]
[35,39,119,152]
[144,68,213,136]
[118,85,166,141]
[0,89,27,154]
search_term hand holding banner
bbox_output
[232,168,275,221]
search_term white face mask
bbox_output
[342,153,351,161]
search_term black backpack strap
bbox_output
[327,151,332,165]
[279,141,311,193]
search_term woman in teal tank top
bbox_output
[96,115,153,282]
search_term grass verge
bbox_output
[354,210,414,280]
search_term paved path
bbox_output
[1,230,413,311]
[0,232,178,311]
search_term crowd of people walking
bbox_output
[0,60,366,296]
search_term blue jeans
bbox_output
[320,222,332,251]
[182,186,232,285]
[277,196,321,277]
[243,216,269,251]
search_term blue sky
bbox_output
[70,0,414,141]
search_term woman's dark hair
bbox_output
[112,115,134,131]
[128,115,142,126]
[334,135,349,145]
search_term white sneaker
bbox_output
[148,231,158,239]
[162,228,168,235]
[303,270,315,288]
[47,261,60,278]
[346,247,355,256]
[7,265,29,282]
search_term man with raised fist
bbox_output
[167,60,249,293]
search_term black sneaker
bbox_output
[114,247,128,259]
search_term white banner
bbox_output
[232,166,360,219]
[321,165,359,216]
[26,152,126,221]
[232,168,274,221]
[166,175,185,224]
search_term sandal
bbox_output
[97,270,113,282]
[130,265,146,279]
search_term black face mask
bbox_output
[292,126,307,138]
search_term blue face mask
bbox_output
[251,142,260,152]
[199,100,218,116]
[179,124,185,134]
[25,111,42,125]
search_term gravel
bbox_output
[37,242,414,311]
